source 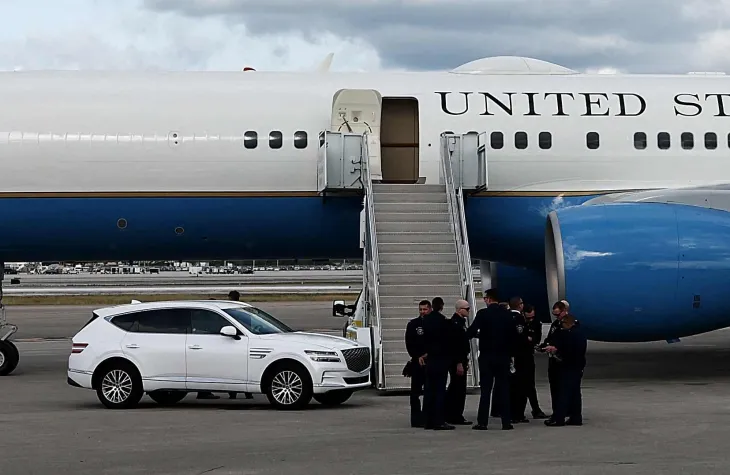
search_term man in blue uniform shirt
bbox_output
[466,288,517,431]
[404,300,431,427]
[421,297,455,430]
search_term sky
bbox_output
[2,0,730,73]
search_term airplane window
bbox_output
[657,132,671,150]
[294,131,307,149]
[705,132,717,150]
[681,132,694,150]
[244,131,257,149]
[269,131,283,149]
[586,132,599,149]
[538,132,552,150]
[515,131,528,149]
[634,132,647,150]
[490,132,503,149]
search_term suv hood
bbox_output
[258,332,363,351]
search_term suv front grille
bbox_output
[341,347,370,373]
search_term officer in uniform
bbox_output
[421,297,455,430]
[445,299,472,425]
[466,288,517,431]
[544,313,586,426]
[539,301,568,422]
[523,304,547,419]
[404,300,431,427]
[508,296,531,423]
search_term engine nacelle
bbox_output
[545,202,730,342]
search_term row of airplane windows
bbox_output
[488,131,730,150]
[243,130,730,152]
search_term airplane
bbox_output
[2,54,730,377]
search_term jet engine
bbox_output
[545,197,730,342]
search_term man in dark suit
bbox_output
[404,300,431,427]
[466,288,517,431]
[421,297,455,430]
[544,314,587,427]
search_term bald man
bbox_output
[445,299,472,425]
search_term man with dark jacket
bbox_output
[404,300,431,427]
[421,297,455,430]
[445,299,472,425]
[466,288,517,431]
[508,296,532,423]
[540,301,568,421]
[523,304,548,419]
[544,314,587,426]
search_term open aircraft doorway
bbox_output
[381,97,420,184]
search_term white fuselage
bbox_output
[2,69,730,195]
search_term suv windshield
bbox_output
[223,306,294,335]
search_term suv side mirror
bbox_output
[332,300,346,316]
[220,326,241,340]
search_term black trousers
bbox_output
[477,357,511,427]
[548,358,562,417]
[409,362,426,425]
[509,355,532,419]
[445,362,468,422]
[553,367,583,423]
[523,356,542,413]
[423,359,449,428]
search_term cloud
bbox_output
[3,0,730,72]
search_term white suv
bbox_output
[67,300,372,410]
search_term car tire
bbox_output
[0,340,20,376]
[313,389,353,406]
[265,363,313,410]
[148,390,188,406]
[95,361,144,409]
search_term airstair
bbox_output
[319,130,487,391]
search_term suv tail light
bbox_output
[71,343,88,354]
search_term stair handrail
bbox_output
[440,134,480,386]
[361,132,385,388]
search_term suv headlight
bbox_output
[304,350,341,362]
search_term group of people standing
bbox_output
[404,289,587,431]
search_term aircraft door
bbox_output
[331,89,383,181]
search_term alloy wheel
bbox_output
[101,369,133,404]
[271,370,303,405]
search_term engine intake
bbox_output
[545,202,730,342]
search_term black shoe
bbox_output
[472,424,489,430]
[447,419,473,425]
[502,424,514,430]
[532,410,549,419]
[244,392,254,400]
[544,419,565,427]
[433,423,455,430]
[228,392,237,399]
[566,419,583,426]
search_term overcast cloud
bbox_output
[2,0,730,73]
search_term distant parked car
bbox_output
[67,300,371,410]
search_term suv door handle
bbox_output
[188,345,202,350]
[125,344,139,349]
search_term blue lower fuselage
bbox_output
[0,193,595,264]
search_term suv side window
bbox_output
[110,313,138,332]
[136,309,189,334]
[191,309,232,335]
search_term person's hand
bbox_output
[418,356,426,366]
[456,363,464,376]
[545,345,557,353]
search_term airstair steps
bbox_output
[380,263,459,274]
[372,184,445,193]
[374,202,449,213]
[374,192,448,204]
[379,252,457,264]
[375,212,450,223]
[378,284,463,298]
[377,232,454,244]
[378,243,456,254]
[377,222,452,233]
[380,272,461,285]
